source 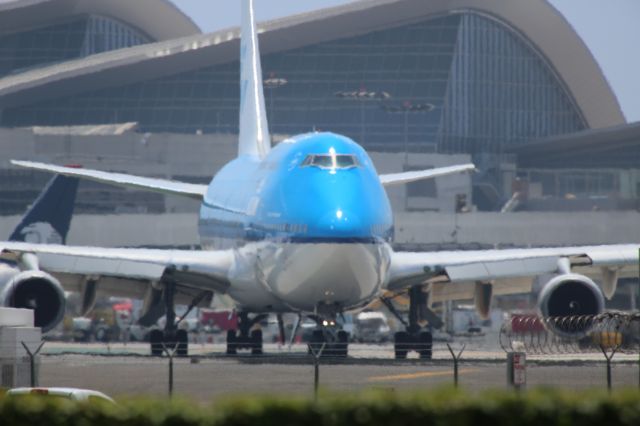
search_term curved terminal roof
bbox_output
[511,121,640,168]
[0,0,200,41]
[0,0,624,128]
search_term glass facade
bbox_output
[439,14,585,155]
[522,169,618,198]
[0,16,150,77]
[1,11,586,157]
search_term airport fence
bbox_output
[499,311,640,390]
[6,312,640,398]
[499,311,640,355]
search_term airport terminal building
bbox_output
[1,0,639,249]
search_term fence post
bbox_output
[446,343,465,388]
[162,343,178,397]
[308,342,326,401]
[599,344,619,392]
[21,341,45,387]
[507,352,526,391]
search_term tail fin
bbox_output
[9,174,79,244]
[238,0,271,158]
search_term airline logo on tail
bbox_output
[19,222,63,244]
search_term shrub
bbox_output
[1,388,640,426]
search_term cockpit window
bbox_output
[300,154,359,170]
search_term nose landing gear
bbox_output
[308,316,349,358]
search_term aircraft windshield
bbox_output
[301,154,359,170]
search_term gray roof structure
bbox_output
[0,0,200,41]
[0,0,625,130]
[511,121,640,169]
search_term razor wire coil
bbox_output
[499,311,640,354]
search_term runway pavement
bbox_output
[37,342,640,402]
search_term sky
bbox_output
[171,0,640,123]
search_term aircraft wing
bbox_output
[11,160,207,200]
[379,164,475,187]
[387,244,639,296]
[0,241,234,303]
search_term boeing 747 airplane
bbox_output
[4,0,639,358]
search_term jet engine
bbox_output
[1,270,66,332]
[537,273,605,337]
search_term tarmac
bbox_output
[37,341,640,402]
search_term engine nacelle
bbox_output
[537,273,605,337]
[1,270,66,332]
[0,262,20,285]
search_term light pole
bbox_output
[381,101,434,166]
[264,72,288,130]
[335,87,391,143]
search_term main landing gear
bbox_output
[308,317,349,358]
[149,271,209,358]
[149,278,188,357]
[226,312,268,355]
[382,286,436,360]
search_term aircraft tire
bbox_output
[308,330,325,355]
[176,329,189,357]
[336,330,349,358]
[418,331,433,360]
[226,330,237,355]
[251,329,263,355]
[394,331,409,359]
[149,329,163,357]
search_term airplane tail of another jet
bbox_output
[9,173,80,244]
[238,0,271,159]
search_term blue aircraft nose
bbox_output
[267,133,394,242]
[297,169,378,240]
[316,209,365,237]
[276,163,393,241]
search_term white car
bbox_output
[7,387,115,403]
[353,311,392,343]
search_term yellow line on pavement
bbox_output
[368,368,479,382]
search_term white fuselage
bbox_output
[221,241,392,313]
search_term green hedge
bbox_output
[2,388,640,426]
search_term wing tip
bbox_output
[459,163,477,172]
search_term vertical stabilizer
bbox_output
[238,0,271,158]
[9,174,79,244]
